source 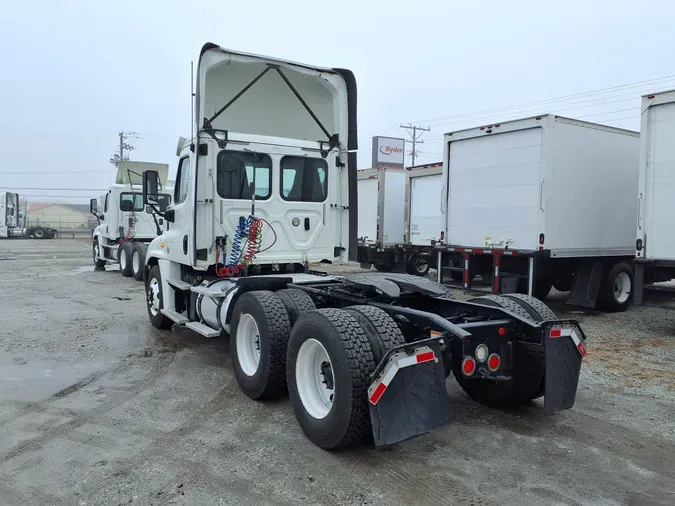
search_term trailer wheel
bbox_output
[596,261,634,312]
[132,243,147,281]
[287,309,375,449]
[230,291,292,400]
[501,293,557,322]
[344,305,406,362]
[33,227,46,239]
[92,239,106,268]
[145,264,173,329]
[458,294,545,408]
[405,254,430,277]
[119,242,134,277]
[276,289,316,327]
[553,275,573,292]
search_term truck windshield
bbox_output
[216,151,272,200]
[120,192,171,212]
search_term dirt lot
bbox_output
[1,240,674,506]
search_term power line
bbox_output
[400,124,430,166]
[0,187,107,192]
[0,169,111,175]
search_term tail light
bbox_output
[539,233,545,245]
[462,356,476,376]
[487,353,501,371]
[440,231,445,241]
[636,239,643,251]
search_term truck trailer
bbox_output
[90,161,172,281]
[435,115,641,312]
[138,43,587,450]
[0,192,57,239]
[356,168,432,275]
[635,89,675,304]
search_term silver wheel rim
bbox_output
[93,243,99,264]
[236,314,261,376]
[132,250,140,274]
[296,338,334,420]
[613,271,631,304]
[148,277,160,315]
[414,256,428,273]
[120,249,127,270]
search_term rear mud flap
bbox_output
[542,321,585,415]
[367,339,451,447]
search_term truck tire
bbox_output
[405,254,430,277]
[276,289,316,327]
[501,293,557,322]
[287,308,376,450]
[119,242,134,277]
[230,291,292,400]
[145,264,173,329]
[553,275,573,293]
[457,294,545,408]
[33,227,46,239]
[92,239,106,268]
[132,243,148,281]
[344,305,406,362]
[596,261,634,312]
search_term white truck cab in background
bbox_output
[90,161,172,281]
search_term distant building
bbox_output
[27,203,95,230]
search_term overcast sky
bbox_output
[1,0,674,203]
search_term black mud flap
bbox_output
[367,338,451,447]
[542,320,586,415]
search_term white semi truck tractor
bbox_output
[1,192,57,239]
[90,161,172,280]
[138,43,588,450]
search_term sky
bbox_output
[1,0,675,203]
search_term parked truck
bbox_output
[356,167,433,275]
[635,89,675,304]
[1,192,57,239]
[434,115,641,312]
[89,161,172,280]
[135,43,587,451]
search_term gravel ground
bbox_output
[1,239,674,506]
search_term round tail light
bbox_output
[487,353,501,372]
[462,357,476,376]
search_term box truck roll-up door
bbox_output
[645,102,675,260]
[447,127,543,251]
[410,174,443,245]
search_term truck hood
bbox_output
[196,43,356,153]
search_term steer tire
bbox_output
[145,264,173,329]
[119,242,135,277]
[457,294,545,408]
[132,243,147,281]
[276,289,316,327]
[93,239,106,268]
[230,291,292,401]
[287,308,376,450]
[344,305,406,363]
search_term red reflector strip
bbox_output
[369,382,387,405]
[550,329,562,338]
[577,342,587,357]
[416,351,435,364]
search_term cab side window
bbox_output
[104,193,109,212]
[174,157,190,204]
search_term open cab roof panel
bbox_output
[196,43,357,154]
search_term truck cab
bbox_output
[90,161,172,280]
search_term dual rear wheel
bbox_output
[229,290,405,449]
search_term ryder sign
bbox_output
[372,136,405,169]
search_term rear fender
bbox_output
[367,336,451,447]
[541,320,586,415]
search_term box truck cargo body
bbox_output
[437,115,640,311]
[356,168,434,275]
[405,162,444,247]
[635,90,675,303]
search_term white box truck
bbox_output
[404,162,444,247]
[437,114,640,311]
[356,167,433,275]
[635,89,675,304]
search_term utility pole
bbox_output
[109,131,138,169]
[400,124,431,166]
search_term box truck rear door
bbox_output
[447,127,543,251]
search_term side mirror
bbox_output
[120,199,134,212]
[143,170,160,204]
[90,198,98,214]
[145,205,153,214]
[164,209,175,223]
